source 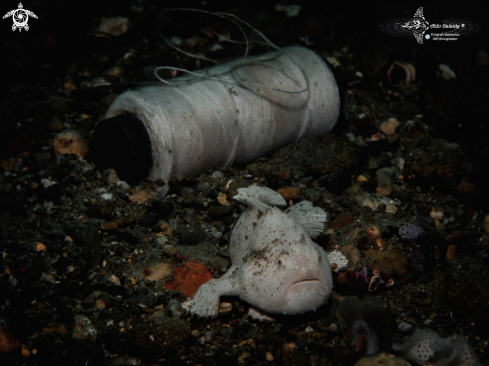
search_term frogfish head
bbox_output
[239,208,333,314]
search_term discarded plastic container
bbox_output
[91,46,340,182]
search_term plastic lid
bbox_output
[90,113,153,182]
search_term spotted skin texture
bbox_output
[183,186,334,317]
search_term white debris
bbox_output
[44,201,54,211]
[439,64,456,80]
[326,56,341,68]
[156,184,169,199]
[41,178,55,188]
[116,180,131,191]
[9,275,18,287]
[247,307,276,322]
[156,236,168,245]
[275,3,302,17]
[356,193,401,214]
[170,36,182,46]
[108,274,121,285]
[327,250,348,272]
[53,129,89,158]
[101,193,114,201]
[398,322,413,331]
[99,17,129,37]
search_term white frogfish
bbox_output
[183,186,346,317]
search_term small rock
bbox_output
[191,329,201,337]
[439,64,456,80]
[247,307,275,322]
[162,247,179,257]
[366,226,381,241]
[72,315,97,342]
[239,338,256,347]
[98,17,129,37]
[0,324,21,355]
[179,226,206,246]
[40,178,55,188]
[326,56,341,68]
[376,167,395,196]
[112,356,141,365]
[305,188,322,203]
[277,187,300,200]
[380,118,400,135]
[9,276,18,287]
[305,326,313,333]
[329,323,338,332]
[446,245,456,260]
[170,36,182,46]
[45,274,54,282]
[35,242,46,251]
[356,193,399,214]
[108,274,121,285]
[275,3,302,17]
[482,215,489,234]
[156,184,169,199]
[266,352,274,361]
[101,193,114,201]
[282,342,298,355]
[398,322,412,331]
[167,299,185,318]
[116,181,130,191]
[21,345,29,357]
[141,262,172,281]
[430,208,444,220]
[53,130,89,158]
[128,189,153,204]
[104,169,119,185]
[319,171,352,194]
[100,222,118,230]
[238,352,250,363]
[328,250,348,272]
[217,192,231,206]
[218,302,232,313]
[210,171,223,179]
[204,331,213,342]
[48,117,65,132]
[156,236,168,245]
[209,205,233,218]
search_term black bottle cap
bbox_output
[90,113,153,183]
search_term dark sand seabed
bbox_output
[1,1,488,365]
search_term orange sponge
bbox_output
[165,262,213,298]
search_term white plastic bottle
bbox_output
[91,46,340,182]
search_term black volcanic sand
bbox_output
[1,1,488,365]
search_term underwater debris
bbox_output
[338,296,386,355]
[398,224,424,240]
[387,61,416,87]
[95,44,339,181]
[392,328,481,366]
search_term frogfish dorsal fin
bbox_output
[284,201,327,238]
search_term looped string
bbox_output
[155,9,309,94]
